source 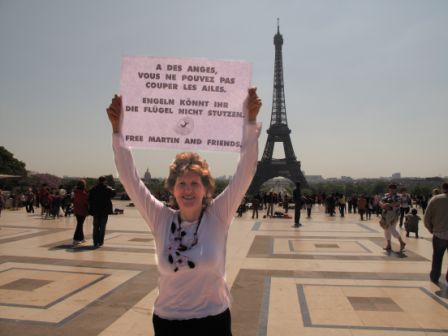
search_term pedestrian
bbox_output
[399,188,412,228]
[424,182,448,283]
[358,194,367,221]
[107,87,261,335]
[338,193,346,217]
[379,184,406,252]
[351,195,358,213]
[304,194,314,218]
[38,184,50,218]
[72,180,89,246]
[266,191,274,218]
[49,189,61,218]
[293,182,303,227]
[326,194,336,217]
[25,188,35,214]
[237,197,246,217]
[420,195,428,214]
[283,194,289,213]
[88,176,116,248]
[262,191,268,209]
[251,193,261,219]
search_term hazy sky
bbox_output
[1,0,447,179]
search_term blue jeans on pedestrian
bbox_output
[430,235,448,282]
[93,214,108,246]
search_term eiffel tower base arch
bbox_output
[247,159,308,195]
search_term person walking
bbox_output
[424,182,448,283]
[251,193,261,219]
[72,180,89,246]
[88,176,115,248]
[358,194,367,221]
[293,182,303,227]
[379,184,406,252]
[266,191,274,218]
[399,188,412,228]
[283,194,289,213]
[107,88,261,335]
[338,193,346,217]
[25,188,35,214]
[304,195,314,218]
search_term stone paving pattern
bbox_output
[1,201,447,335]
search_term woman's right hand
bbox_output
[107,94,122,133]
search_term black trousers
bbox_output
[430,235,448,282]
[73,215,86,241]
[294,204,301,225]
[92,214,108,246]
[153,308,232,336]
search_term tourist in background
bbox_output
[38,184,50,218]
[293,182,303,227]
[325,193,336,217]
[251,193,261,219]
[338,193,346,217]
[379,184,406,252]
[283,194,289,213]
[25,188,35,214]
[399,188,412,228]
[73,180,89,246]
[304,194,314,218]
[424,182,448,284]
[266,191,274,218]
[89,176,116,248]
[358,194,367,221]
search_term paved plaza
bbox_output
[1,202,447,336]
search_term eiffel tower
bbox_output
[248,21,307,194]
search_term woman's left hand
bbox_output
[247,87,262,122]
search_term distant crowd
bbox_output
[236,188,434,222]
[0,184,76,218]
[0,177,116,248]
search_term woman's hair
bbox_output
[76,179,86,190]
[165,152,215,207]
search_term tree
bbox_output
[0,146,27,176]
[26,173,61,189]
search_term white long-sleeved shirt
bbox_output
[112,123,261,319]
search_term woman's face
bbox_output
[173,171,206,213]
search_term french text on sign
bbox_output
[120,56,251,152]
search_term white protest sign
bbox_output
[120,56,252,152]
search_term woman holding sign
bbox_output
[107,88,261,336]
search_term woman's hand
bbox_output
[247,87,262,122]
[107,94,122,133]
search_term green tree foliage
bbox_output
[0,146,27,176]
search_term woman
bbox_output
[107,88,261,335]
[73,180,89,245]
[379,183,406,252]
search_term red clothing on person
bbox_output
[73,189,89,216]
